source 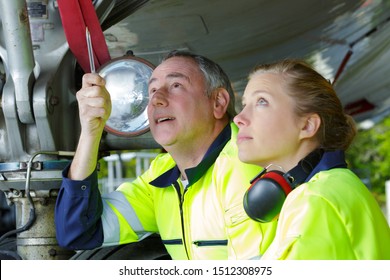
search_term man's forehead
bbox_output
[150,58,200,81]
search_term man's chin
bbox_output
[154,136,175,148]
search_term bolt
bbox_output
[50,95,60,106]
[48,248,57,257]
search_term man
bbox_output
[55,50,276,260]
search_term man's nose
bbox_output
[150,89,168,107]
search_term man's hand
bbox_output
[77,73,112,138]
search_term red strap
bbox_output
[332,49,353,85]
[57,0,111,73]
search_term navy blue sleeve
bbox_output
[54,164,104,250]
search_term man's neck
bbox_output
[167,121,229,177]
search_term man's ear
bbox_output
[300,113,321,139]
[213,88,230,119]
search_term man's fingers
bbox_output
[76,84,111,102]
[80,105,110,121]
[78,91,111,113]
[81,73,105,88]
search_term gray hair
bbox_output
[163,50,236,120]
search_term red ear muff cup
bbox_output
[243,171,292,223]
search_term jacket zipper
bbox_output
[173,181,190,259]
[162,239,183,245]
[193,240,228,247]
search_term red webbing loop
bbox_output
[332,49,353,85]
[57,0,111,73]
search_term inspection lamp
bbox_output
[98,55,155,137]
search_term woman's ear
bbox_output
[213,88,230,119]
[300,114,321,139]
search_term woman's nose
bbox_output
[234,111,247,126]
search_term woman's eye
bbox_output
[257,97,268,106]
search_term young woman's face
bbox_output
[234,72,307,169]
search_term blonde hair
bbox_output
[250,59,356,151]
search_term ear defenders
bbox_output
[243,149,323,223]
[243,169,293,223]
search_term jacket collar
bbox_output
[306,150,347,182]
[149,123,232,188]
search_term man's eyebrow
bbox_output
[148,72,190,86]
[148,77,157,86]
[167,72,190,82]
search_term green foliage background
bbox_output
[346,116,390,207]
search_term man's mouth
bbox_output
[156,117,175,123]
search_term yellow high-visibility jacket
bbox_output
[262,168,390,260]
[55,123,277,259]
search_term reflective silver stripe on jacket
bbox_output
[101,191,151,245]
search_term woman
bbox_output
[234,59,390,259]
